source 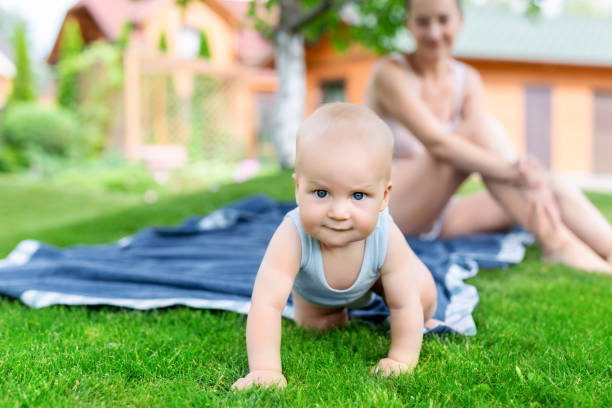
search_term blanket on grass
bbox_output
[0,195,533,335]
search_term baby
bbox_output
[232,102,437,390]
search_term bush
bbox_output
[0,103,83,171]
[57,42,124,156]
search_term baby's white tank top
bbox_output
[286,207,391,308]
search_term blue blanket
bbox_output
[0,195,533,335]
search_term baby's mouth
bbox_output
[325,225,351,232]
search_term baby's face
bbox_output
[294,140,391,248]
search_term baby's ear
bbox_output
[380,182,392,211]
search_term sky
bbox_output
[0,0,78,60]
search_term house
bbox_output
[306,7,612,175]
[48,0,275,67]
[50,3,612,175]
[0,39,16,109]
[49,0,276,173]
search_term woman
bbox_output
[365,0,612,273]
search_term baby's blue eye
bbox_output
[315,190,328,198]
[353,192,365,200]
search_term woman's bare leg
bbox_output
[439,190,515,238]
[463,115,612,273]
[389,154,469,235]
[389,115,611,272]
[549,175,612,260]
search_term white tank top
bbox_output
[383,53,467,159]
[286,207,391,308]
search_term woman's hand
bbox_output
[371,358,412,377]
[232,370,287,391]
[514,155,562,234]
[514,154,551,189]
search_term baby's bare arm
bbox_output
[375,221,427,375]
[232,218,301,390]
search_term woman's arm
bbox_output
[369,59,521,183]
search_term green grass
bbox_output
[0,172,611,407]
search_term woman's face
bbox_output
[407,0,463,60]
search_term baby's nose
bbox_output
[328,200,350,220]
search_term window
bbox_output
[594,91,612,174]
[176,27,200,59]
[525,85,552,169]
[320,79,346,104]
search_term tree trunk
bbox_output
[273,28,306,169]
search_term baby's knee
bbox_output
[295,309,348,331]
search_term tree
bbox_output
[57,18,84,110]
[247,0,544,168]
[8,22,35,104]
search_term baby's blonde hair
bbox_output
[295,102,394,178]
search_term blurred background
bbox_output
[0,0,611,200]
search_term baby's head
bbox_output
[293,102,394,247]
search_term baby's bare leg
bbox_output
[292,291,348,330]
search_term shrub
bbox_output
[0,144,27,172]
[56,42,124,157]
[0,103,82,170]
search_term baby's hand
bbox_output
[371,358,412,377]
[231,370,287,391]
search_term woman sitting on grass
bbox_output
[365,0,612,273]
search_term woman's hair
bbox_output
[405,0,463,15]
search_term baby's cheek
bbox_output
[299,213,320,236]
[360,214,379,235]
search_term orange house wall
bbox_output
[305,40,612,174]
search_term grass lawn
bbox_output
[0,172,611,407]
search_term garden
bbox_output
[1,3,611,407]
[1,170,611,406]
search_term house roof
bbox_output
[430,7,612,67]
[69,0,171,41]
[49,0,273,67]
